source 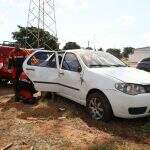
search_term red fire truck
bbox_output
[0,45,33,82]
[0,45,38,103]
[0,45,14,81]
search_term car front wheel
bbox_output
[87,92,113,122]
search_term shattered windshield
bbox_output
[80,51,126,68]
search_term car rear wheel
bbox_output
[87,92,113,122]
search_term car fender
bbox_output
[81,69,120,101]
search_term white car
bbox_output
[23,49,150,121]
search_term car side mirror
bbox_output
[77,66,82,73]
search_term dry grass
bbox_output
[0,86,150,149]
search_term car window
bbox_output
[62,53,81,72]
[27,51,57,68]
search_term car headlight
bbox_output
[115,83,146,95]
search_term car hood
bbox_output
[90,67,150,85]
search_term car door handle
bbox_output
[26,68,35,71]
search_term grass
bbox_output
[24,123,34,131]
[133,122,150,136]
[89,142,117,150]
[39,98,49,105]
[1,92,150,150]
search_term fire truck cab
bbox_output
[0,45,15,81]
[0,45,33,82]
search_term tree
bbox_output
[122,47,135,58]
[106,48,121,59]
[63,42,80,50]
[86,47,93,50]
[12,25,58,50]
[98,48,103,51]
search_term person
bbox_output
[8,43,27,102]
[18,72,38,104]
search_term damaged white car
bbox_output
[23,49,150,121]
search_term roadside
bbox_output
[0,85,150,150]
[0,83,13,97]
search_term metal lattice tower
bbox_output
[26,0,57,50]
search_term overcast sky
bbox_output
[0,0,150,49]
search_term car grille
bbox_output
[144,85,150,93]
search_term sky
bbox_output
[0,0,150,50]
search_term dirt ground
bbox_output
[0,85,150,150]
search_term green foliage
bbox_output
[12,25,58,50]
[63,42,81,50]
[98,48,103,51]
[86,47,93,50]
[122,47,135,58]
[106,48,122,59]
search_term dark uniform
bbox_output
[8,47,26,101]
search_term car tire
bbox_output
[87,92,113,122]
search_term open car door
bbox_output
[23,50,59,92]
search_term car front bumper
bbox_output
[104,89,150,118]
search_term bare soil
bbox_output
[0,85,150,150]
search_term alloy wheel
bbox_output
[89,97,104,120]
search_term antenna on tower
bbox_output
[26,0,57,50]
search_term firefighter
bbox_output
[8,44,27,102]
[18,72,37,104]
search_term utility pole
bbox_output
[26,0,57,50]
[88,40,90,48]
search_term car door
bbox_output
[59,52,83,102]
[23,50,59,92]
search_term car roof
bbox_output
[63,49,105,55]
[35,49,106,55]
[141,57,150,62]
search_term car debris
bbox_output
[1,143,13,150]
[59,107,66,111]
[58,116,66,120]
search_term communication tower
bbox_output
[26,0,57,50]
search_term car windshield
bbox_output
[80,51,127,68]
